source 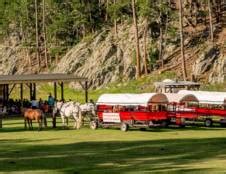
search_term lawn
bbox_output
[1,117,226,173]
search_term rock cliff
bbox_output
[0,22,225,88]
[54,23,146,89]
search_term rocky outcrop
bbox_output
[55,23,146,89]
[0,45,17,75]
[54,21,181,89]
[209,52,226,83]
[192,46,220,81]
[0,21,225,89]
[0,32,32,75]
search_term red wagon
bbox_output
[165,93,199,126]
[91,93,169,131]
[178,90,226,127]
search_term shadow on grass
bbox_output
[0,137,226,173]
[1,124,226,133]
[2,117,226,133]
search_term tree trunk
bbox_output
[42,0,48,69]
[105,0,109,21]
[114,0,117,35]
[132,0,141,78]
[208,0,214,44]
[159,28,164,68]
[179,0,187,80]
[35,0,40,71]
[159,0,164,68]
[143,18,148,75]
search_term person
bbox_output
[39,98,43,107]
[89,99,94,105]
[42,101,49,113]
[48,93,55,112]
[31,97,39,109]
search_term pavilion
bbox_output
[0,73,88,128]
[0,73,88,104]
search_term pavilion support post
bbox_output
[79,81,89,103]
[33,83,36,100]
[6,84,9,101]
[29,83,33,100]
[60,82,64,101]
[85,81,88,103]
[0,115,2,128]
[20,84,23,108]
[53,82,57,128]
[3,85,6,106]
[54,82,57,100]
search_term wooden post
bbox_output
[85,81,88,103]
[60,82,64,101]
[54,82,57,100]
[6,85,9,101]
[3,85,5,106]
[33,83,36,100]
[53,82,57,128]
[29,83,33,100]
[0,113,2,128]
[20,84,23,108]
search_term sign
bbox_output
[103,113,121,123]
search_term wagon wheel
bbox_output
[121,122,129,132]
[160,120,169,128]
[90,120,98,130]
[220,123,226,127]
[204,119,213,127]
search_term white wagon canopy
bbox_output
[96,93,169,106]
[178,90,226,105]
[164,93,198,103]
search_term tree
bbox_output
[138,0,154,74]
[208,0,214,44]
[113,0,117,35]
[159,0,164,68]
[42,0,48,68]
[35,0,40,70]
[179,0,187,80]
[132,0,141,78]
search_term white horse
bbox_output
[80,103,95,115]
[79,103,96,125]
[53,101,82,129]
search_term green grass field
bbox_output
[1,117,226,173]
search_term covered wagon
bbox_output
[178,90,226,126]
[92,93,169,131]
[165,93,198,126]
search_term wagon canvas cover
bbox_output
[97,93,168,106]
[178,90,226,105]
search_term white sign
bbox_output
[103,113,121,123]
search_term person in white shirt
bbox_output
[31,98,39,109]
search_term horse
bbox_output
[23,108,46,131]
[53,101,82,129]
[79,103,96,125]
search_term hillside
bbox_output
[0,1,225,89]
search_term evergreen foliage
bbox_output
[0,0,223,74]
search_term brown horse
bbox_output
[23,108,46,131]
